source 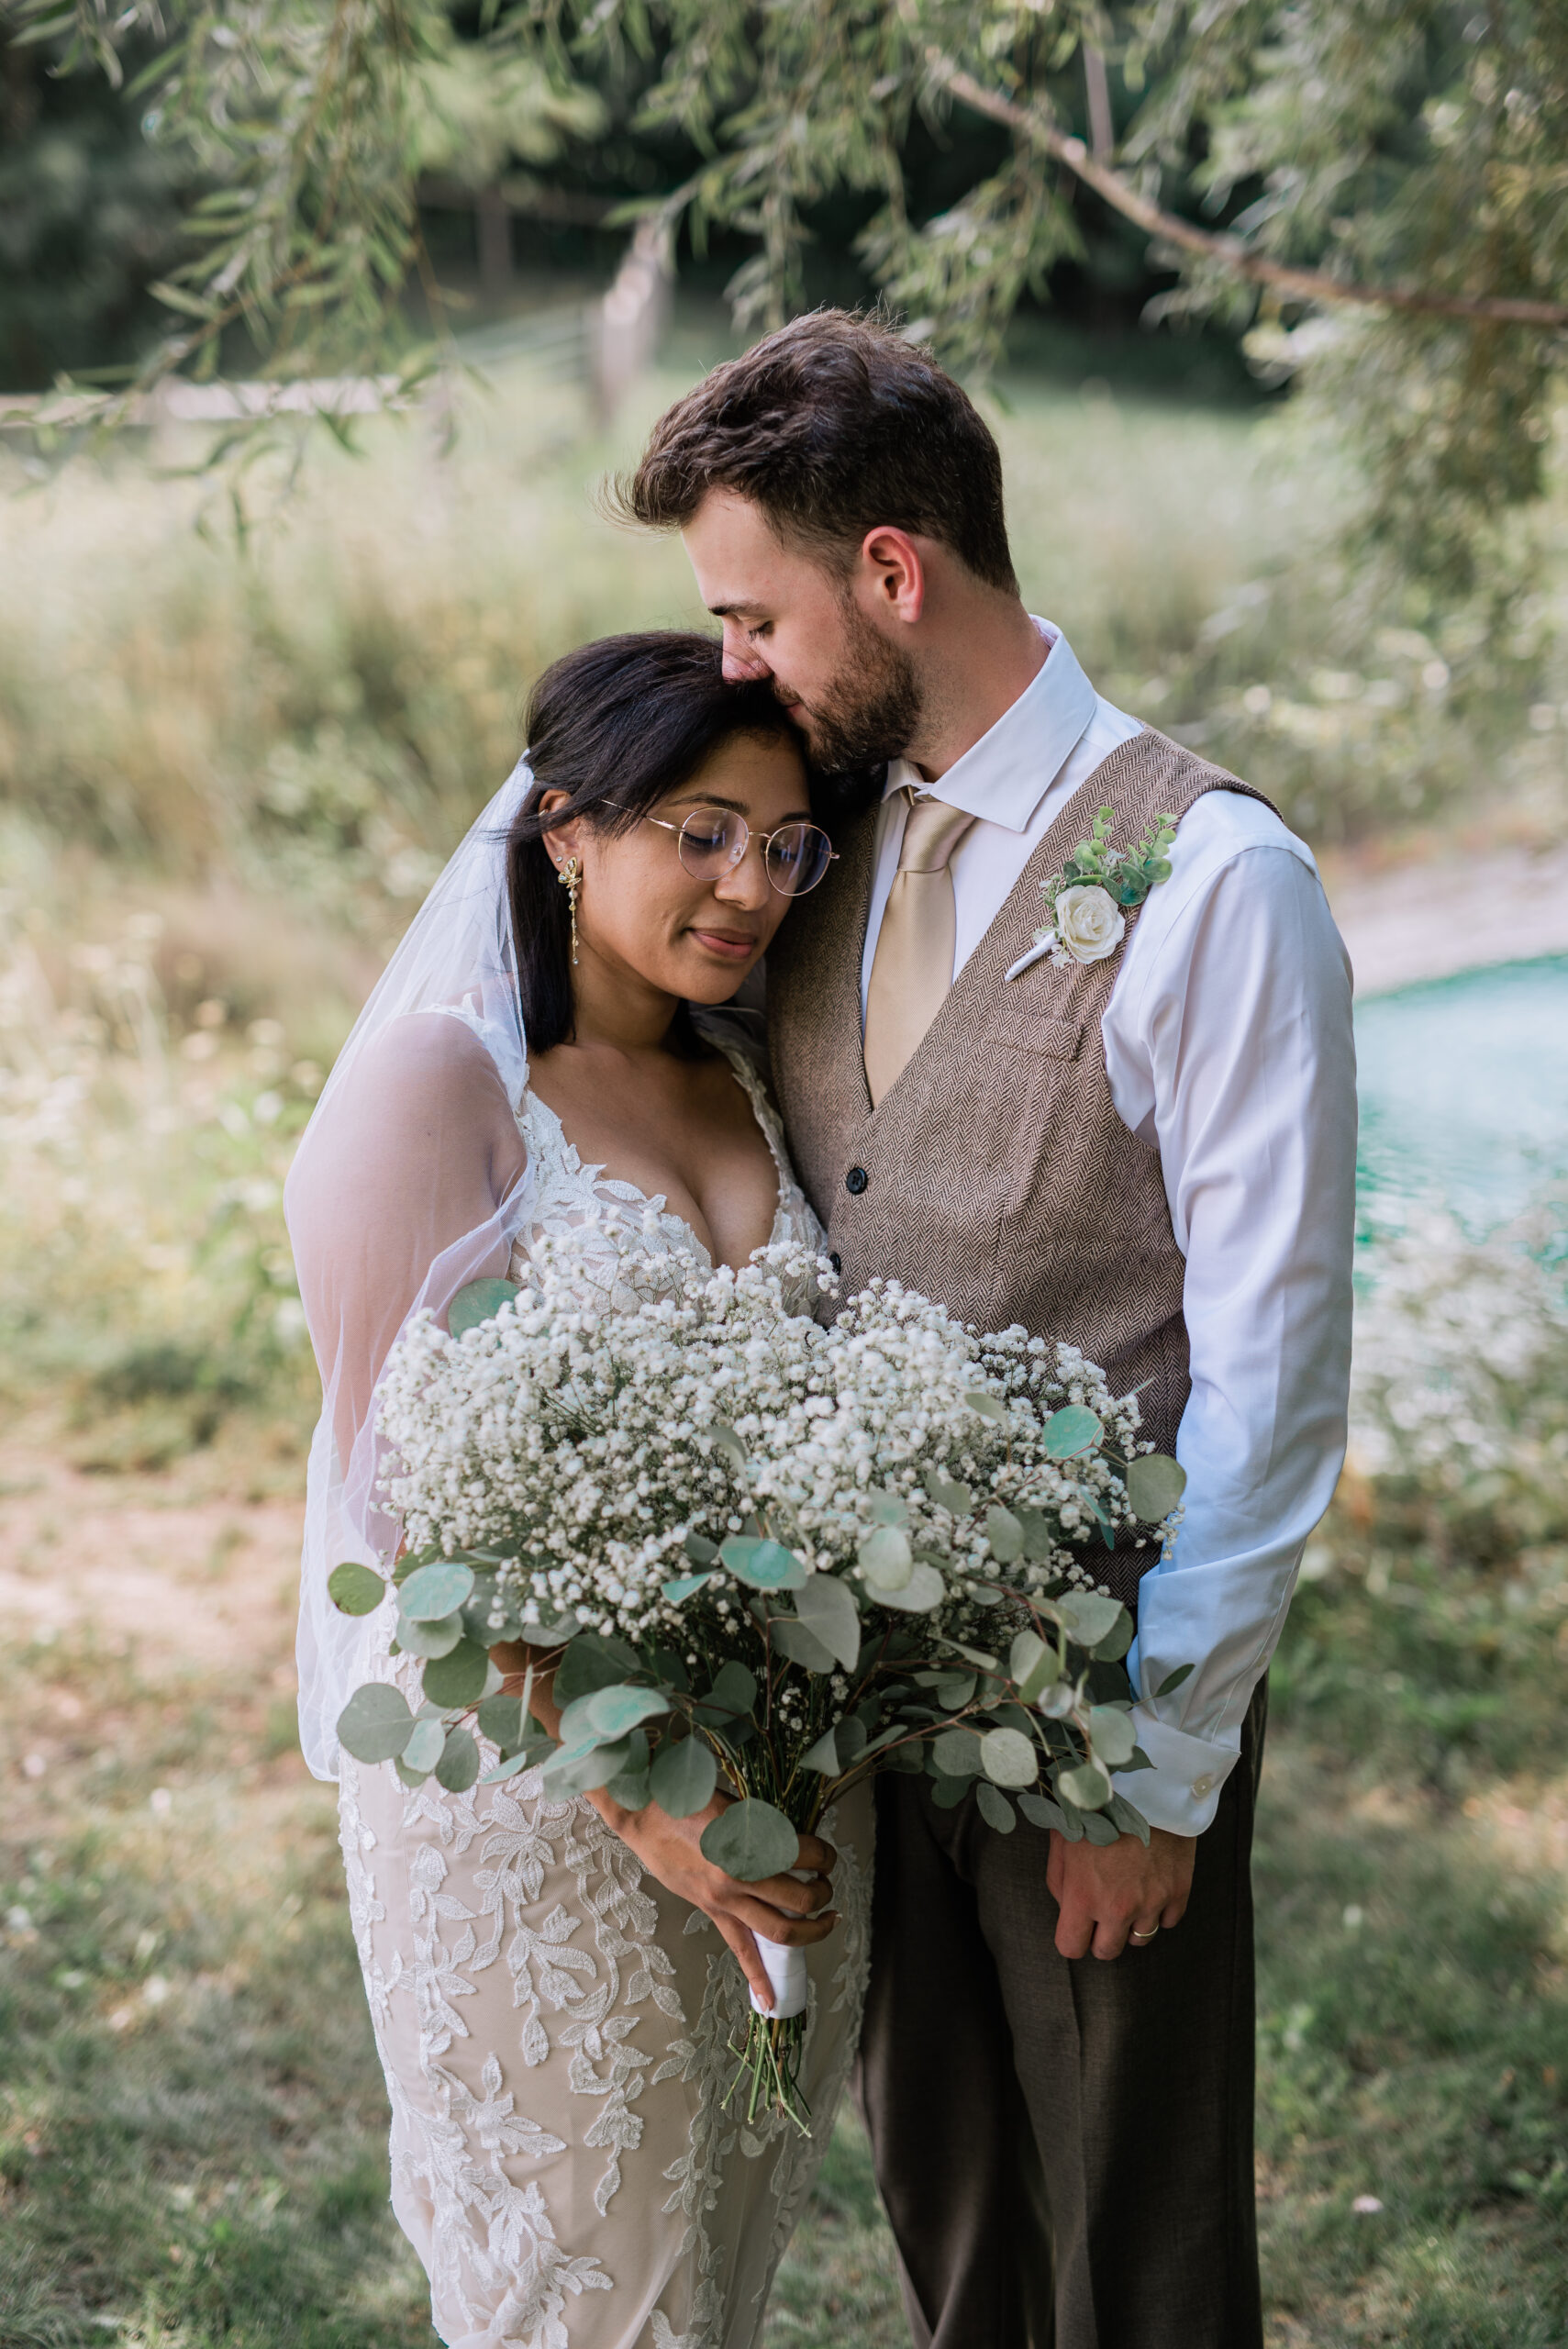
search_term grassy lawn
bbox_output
[2,1441,1564,2349]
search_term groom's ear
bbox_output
[855,528,926,627]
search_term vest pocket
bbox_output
[992,1017,1084,1063]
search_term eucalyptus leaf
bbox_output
[1059,1759,1114,1811]
[936,1640,1002,1672]
[980,1726,1039,1787]
[475,1691,523,1751]
[984,1504,1024,1564]
[836,1715,868,1764]
[539,1733,633,1798]
[395,1609,464,1659]
[857,1524,912,1592]
[328,1560,386,1617]
[1048,1793,1086,1842]
[795,1574,862,1670]
[707,1422,747,1470]
[1153,1663,1195,1699]
[771,1618,837,1673]
[931,1727,983,1780]
[868,1491,908,1526]
[479,1749,535,1787]
[719,1535,806,1591]
[399,1561,476,1622]
[1018,1790,1070,1833]
[923,1466,974,1516]
[395,1753,432,1787]
[880,1560,947,1613]
[694,1661,758,1726]
[605,1762,652,1809]
[1041,1404,1104,1460]
[554,1633,641,1706]
[800,1725,840,1775]
[700,1799,798,1882]
[964,1387,1007,1423]
[1016,1505,1055,1563]
[1106,1792,1151,1847]
[336,1682,415,1765]
[1009,1629,1049,1686]
[1091,1613,1135,1663]
[1081,1808,1121,1846]
[1126,1453,1187,1522]
[1054,1590,1123,1649]
[1037,1680,1078,1720]
[930,1776,972,1809]
[684,1532,719,1564]
[936,1672,976,1710]
[662,1573,714,1605]
[584,1685,670,1740]
[649,1733,717,1817]
[974,1779,1017,1832]
[1087,1705,1139,1767]
[434,1727,481,1792]
[419,1639,490,1709]
[401,1716,447,1775]
[448,1277,520,1337]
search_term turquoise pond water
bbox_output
[1354,953,1568,1238]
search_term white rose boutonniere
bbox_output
[1050,884,1125,964]
[1020,805,1180,974]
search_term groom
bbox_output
[621,311,1356,2347]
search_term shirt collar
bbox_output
[884,617,1098,834]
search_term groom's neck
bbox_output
[900,584,1048,785]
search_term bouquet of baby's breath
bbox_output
[329,1225,1186,2123]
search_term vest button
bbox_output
[829,1252,842,1275]
[844,1166,869,1197]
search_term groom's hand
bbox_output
[1047,1826,1195,1961]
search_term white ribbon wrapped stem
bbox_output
[751,1932,807,2019]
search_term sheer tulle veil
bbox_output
[284,759,538,1778]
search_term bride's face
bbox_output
[545,730,817,1007]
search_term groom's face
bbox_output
[683,490,921,774]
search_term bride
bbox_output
[285,632,872,2349]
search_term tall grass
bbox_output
[4,357,1564,932]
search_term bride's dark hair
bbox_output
[507,631,805,1054]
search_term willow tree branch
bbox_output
[926,53,1568,331]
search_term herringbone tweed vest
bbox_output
[768,728,1277,1602]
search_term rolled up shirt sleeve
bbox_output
[1104,824,1358,1834]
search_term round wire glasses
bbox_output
[638,804,837,897]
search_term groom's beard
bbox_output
[779,595,922,775]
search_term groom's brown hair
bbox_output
[614,309,1018,595]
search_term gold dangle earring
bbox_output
[558,855,581,967]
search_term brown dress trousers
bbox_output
[858,1680,1267,2349]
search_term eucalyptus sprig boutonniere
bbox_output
[1031,806,1179,968]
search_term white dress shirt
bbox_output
[860,621,1358,1835]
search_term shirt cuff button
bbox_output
[1191,1774,1215,1799]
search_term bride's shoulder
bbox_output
[344,1008,520,1128]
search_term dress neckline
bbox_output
[517,1040,795,1274]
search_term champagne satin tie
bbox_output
[863,789,977,1108]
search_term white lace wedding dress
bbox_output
[335,1034,873,2349]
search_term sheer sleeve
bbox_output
[285,1008,533,1777]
